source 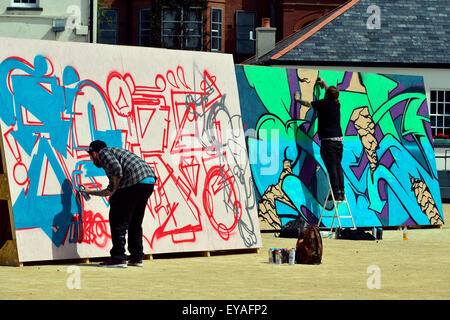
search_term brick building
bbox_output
[97,0,347,62]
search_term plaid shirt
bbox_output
[98,147,157,191]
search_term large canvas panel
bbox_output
[0,37,261,262]
[236,65,444,229]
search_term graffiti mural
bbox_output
[0,38,261,262]
[236,65,444,229]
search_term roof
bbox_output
[245,0,450,68]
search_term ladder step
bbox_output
[320,216,353,219]
[318,176,356,229]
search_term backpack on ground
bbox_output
[295,224,323,265]
[279,218,309,238]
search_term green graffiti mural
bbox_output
[236,65,444,229]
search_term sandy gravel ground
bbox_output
[1,206,449,300]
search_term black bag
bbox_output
[279,218,309,238]
[336,228,375,240]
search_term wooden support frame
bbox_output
[0,38,265,265]
[0,126,21,266]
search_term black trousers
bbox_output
[108,183,154,261]
[320,140,344,196]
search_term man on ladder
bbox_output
[295,77,355,229]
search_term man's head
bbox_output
[88,140,107,168]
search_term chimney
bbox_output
[256,18,276,60]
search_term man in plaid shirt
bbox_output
[81,140,157,268]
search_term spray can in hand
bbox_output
[79,185,91,201]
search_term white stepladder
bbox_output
[318,172,356,231]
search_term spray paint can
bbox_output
[79,185,90,201]
[282,248,289,263]
[403,226,408,240]
[275,249,282,264]
[268,249,274,264]
[335,227,341,239]
[377,228,383,240]
[373,227,383,240]
[288,249,296,265]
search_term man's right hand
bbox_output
[316,77,323,87]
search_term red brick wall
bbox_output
[206,0,226,52]
[99,0,347,59]
[224,0,347,63]
[224,0,271,62]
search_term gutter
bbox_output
[89,0,94,43]
[263,59,450,69]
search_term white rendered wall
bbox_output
[0,0,96,42]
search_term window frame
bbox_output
[10,0,39,8]
[138,7,152,47]
[429,89,450,138]
[161,6,203,51]
[210,8,223,52]
[97,7,119,45]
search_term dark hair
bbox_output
[325,86,340,105]
[88,140,107,155]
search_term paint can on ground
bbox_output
[377,228,383,240]
[288,249,296,265]
[372,227,383,240]
[335,227,341,239]
[268,249,274,264]
[275,249,282,264]
[282,248,289,263]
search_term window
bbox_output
[98,8,118,45]
[235,10,256,55]
[139,8,152,47]
[11,0,38,8]
[162,7,203,51]
[430,89,450,138]
[211,8,222,52]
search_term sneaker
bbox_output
[98,258,127,268]
[128,259,143,267]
